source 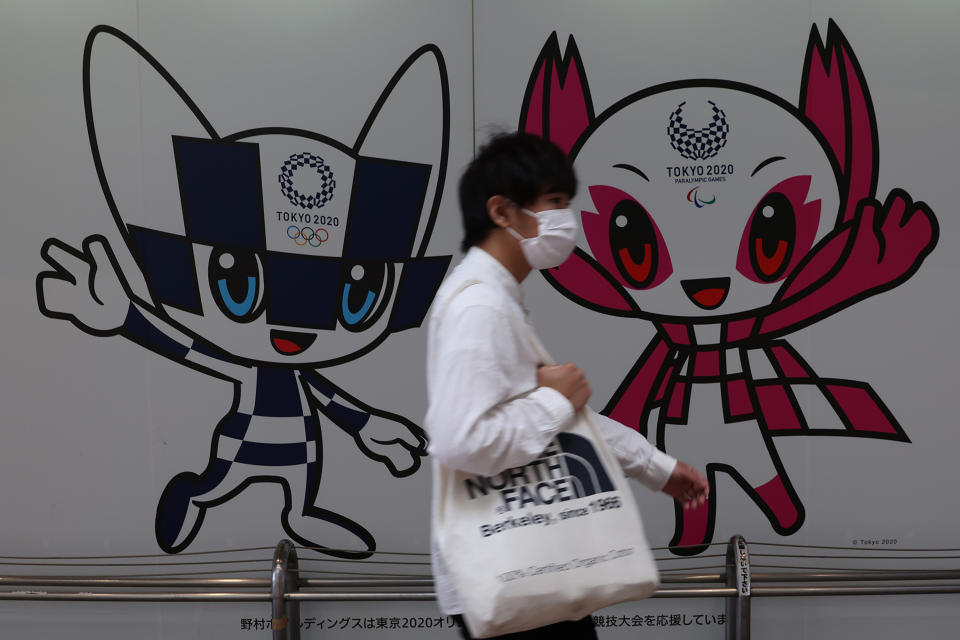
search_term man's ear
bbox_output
[486,195,513,229]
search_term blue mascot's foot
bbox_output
[155,460,230,553]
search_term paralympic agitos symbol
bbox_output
[687,187,716,208]
[519,20,938,554]
[36,26,451,557]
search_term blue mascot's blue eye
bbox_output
[218,277,257,316]
[339,262,393,332]
[208,249,264,323]
[342,284,376,325]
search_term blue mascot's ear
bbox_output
[353,44,450,259]
[84,25,218,243]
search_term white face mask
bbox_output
[506,207,579,270]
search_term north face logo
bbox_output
[463,433,615,512]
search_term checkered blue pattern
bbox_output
[123,308,370,466]
[667,100,730,161]
[279,153,336,209]
[217,368,369,464]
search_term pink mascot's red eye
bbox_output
[737,176,821,284]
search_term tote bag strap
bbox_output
[436,278,482,320]
[501,303,556,368]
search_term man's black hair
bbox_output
[457,132,577,252]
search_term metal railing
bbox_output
[2,536,959,639]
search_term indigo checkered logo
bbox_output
[667,101,730,161]
[278,153,336,209]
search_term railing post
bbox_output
[272,539,300,640]
[725,535,751,640]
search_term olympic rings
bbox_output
[286,225,330,247]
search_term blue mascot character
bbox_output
[36,26,451,557]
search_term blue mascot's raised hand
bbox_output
[37,235,131,336]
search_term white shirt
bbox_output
[424,247,677,615]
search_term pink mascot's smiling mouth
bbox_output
[681,277,731,310]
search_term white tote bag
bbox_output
[433,280,659,638]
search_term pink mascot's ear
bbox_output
[519,32,594,154]
[519,34,638,316]
[800,20,879,223]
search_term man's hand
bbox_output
[537,362,591,412]
[662,461,709,510]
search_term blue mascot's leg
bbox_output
[280,461,377,559]
[155,457,233,554]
